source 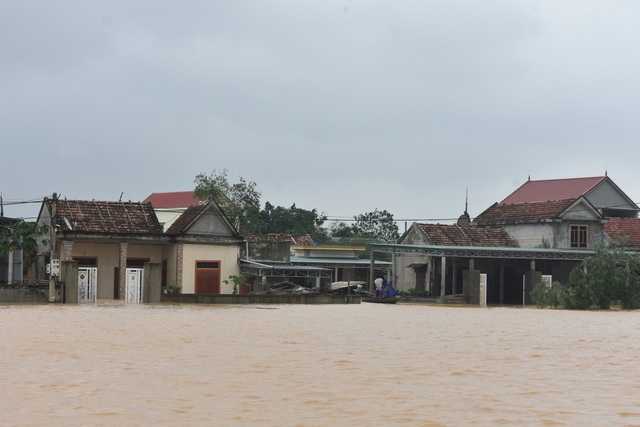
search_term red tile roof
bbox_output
[605,217,640,247]
[143,191,201,209]
[474,199,576,225]
[416,223,518,247]
[501,176,606,204]
[53,199,163,234]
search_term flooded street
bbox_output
[2,302,640,426]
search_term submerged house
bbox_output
[36,194,244,302]
[385,175,639,305]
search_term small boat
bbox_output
[361,296,400,304]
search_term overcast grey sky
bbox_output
[2,1,640,227]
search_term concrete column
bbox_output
[463,268,481,304]
[499,260,505,304]
[369,255,375,293]
[440,256,446,302]
[118,242,128,300]
[7,251,13,285]
[143,262,162,303]
[176,243,184,286]
[452,259,457,295]
[61,260,79,303]
[426,257,432,292]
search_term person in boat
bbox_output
[374,277,384,297]
[383,280,398,298]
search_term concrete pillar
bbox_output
[440,256,446,302]
[61,260,79,303]
[463,268,481,304]
[452,259,457,295]
[176,243,184,286]
[118,243,128,300]
[7,251,13,285]
[499,260,505,304]
[143,262,162,303]
[369,255,375,293]
[425,257,432,292]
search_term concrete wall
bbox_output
[0,284,48,303]
[163,293,361,304]
[180,244,240,294]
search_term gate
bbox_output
[78,267,97,303]
[125,268,144,303]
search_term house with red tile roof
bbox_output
[36,194,243,302]
[501,175,638,218]
[395,221,519,298]
[391,175,639,305]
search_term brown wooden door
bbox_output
[195,261,221,294]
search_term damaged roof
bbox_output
[473,199,578,225]
[52,199,163,234]
[416,223,518,247]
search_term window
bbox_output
[570,225,588,248]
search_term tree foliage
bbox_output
[193,170,328,240]
[352,208,399,243]
[564,242,640,309]
[533,241,640,310]
[261,202,329,242]
[0,220,49,268]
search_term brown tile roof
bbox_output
[143,191,201,209]
[474,199,576,225]
[416,223,518,247]
[165,204,203,234]
[501,176,606,204]
[54,199,163,234]
[605,217,640,247]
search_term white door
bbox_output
[126,268,144,303]
[78,267,97,303]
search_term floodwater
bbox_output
[2,302,640,427]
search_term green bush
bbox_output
[531,281,568,309]
[564,242,640,310]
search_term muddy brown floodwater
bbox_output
[1,302,640,426]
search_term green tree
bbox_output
[565,242,640,309]
[193,169,264,234]
[353,208,400,243]
[261,202,329,242]
[0,220,49,271]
